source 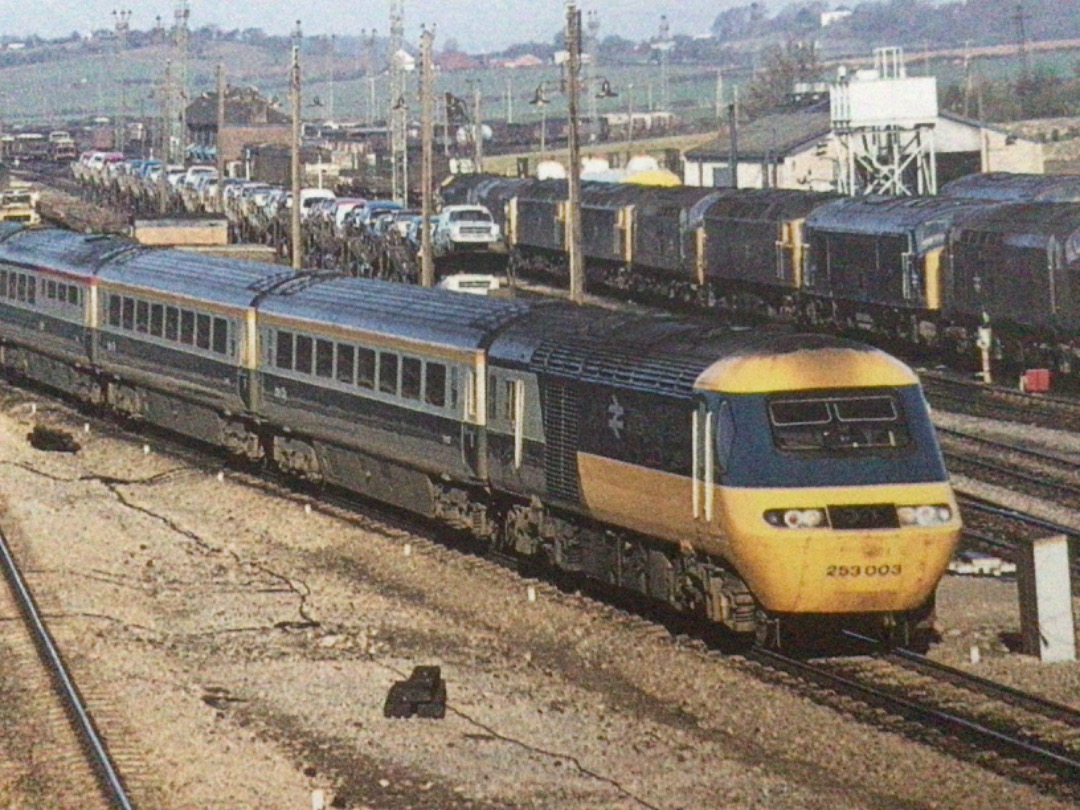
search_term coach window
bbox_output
[196,313,211,350]
[180,310,195,345]
[212,317,228,355]
[502,378,517,421]
[448,367,460,411]
[108,294,121,327]
[122,297,135,331]
[135,300,149,333]
[46,280,56,300]
[401,356,422,400]
[16,274,27,302]
[276,331,294,370]
[295,334,313,374]
[7,272,16,299]
[336,343,355,384]
[315,339,334,378]
[425,363,447,408]
[356,346,376,388]
[150,304,164,338]
[379,352,399,395]
[0,270,6,295]
[165,306,179,341]
[67,286,79,307]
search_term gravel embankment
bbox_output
[0,395,1075,809]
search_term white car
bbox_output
[432,205,502,255]
[436,274,504,296]
[947,551,1017,577]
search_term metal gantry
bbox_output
[831,47,938,196]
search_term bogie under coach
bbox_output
[0,226,961,644]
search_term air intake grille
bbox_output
[827,504,899,530]
[542,381,581,503]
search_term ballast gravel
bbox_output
[0,392,1075,809]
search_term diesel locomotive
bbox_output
[0,225,961,644]
[442,173,1080,375]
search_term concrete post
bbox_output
[1017,534,1076,663]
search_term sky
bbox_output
[2,1,761,52]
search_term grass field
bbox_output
[2,36,1077,135]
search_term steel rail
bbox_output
[752,647,1080,780]
[844,632,1080,728]
[0,527,136,810]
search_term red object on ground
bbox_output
[1023,368,1051,393]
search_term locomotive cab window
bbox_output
[768,394,910,452]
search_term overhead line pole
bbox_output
[420,26,436,288]
[216,61,225,212]
[566,1,584,304]
[290,23,303,271]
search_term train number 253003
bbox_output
[826,564,902,577]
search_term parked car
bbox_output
[345,199,402,233]
[299,188,337,220]
[431,205,502,256]
[436,273,504,296]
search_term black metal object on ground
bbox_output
[28,425,81,453]
[383,666,447,719]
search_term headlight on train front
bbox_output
[897,504,953,527]
[764,508,827,529]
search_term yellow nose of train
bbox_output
[693,340,961,620]
[718,484,961,614]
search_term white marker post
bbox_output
[1017,534,1077,663]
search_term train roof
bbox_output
[488,307,915,397]
[97,245,287,307]
[941,172,1080,202]
[255,275,533,350]
[701,189,840,222]
[580,182,650,210]
[443,175,535,207]
[950,201,1080,242]
[804,195,990,250]
[0,228,135,278]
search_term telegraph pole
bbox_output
[389,0,408,205]
[472,81,484,173]
[159,59,172,213]
[586,10,599,143]
[419,26,436,288]
[172,0,190,163]
[566,2,584,304]
[1014,2,1031,82]
[216,62,226,212]
[112,9,131,153]
[656,15,672,112]
[290,22,303,271]
[328,34,336,122]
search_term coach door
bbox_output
[459,367,485,480]
[691,399,715,523]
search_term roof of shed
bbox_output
[685,102,831,162]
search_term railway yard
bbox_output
[0,169,1078,809]
[0,379,1078,809]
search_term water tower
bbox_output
[830,47,938,195]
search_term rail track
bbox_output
[939,427,1080,509]
[0,524,136,809]
[4,374,1080,804]
[921,371,1080,431]
[743,639,1080,801]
